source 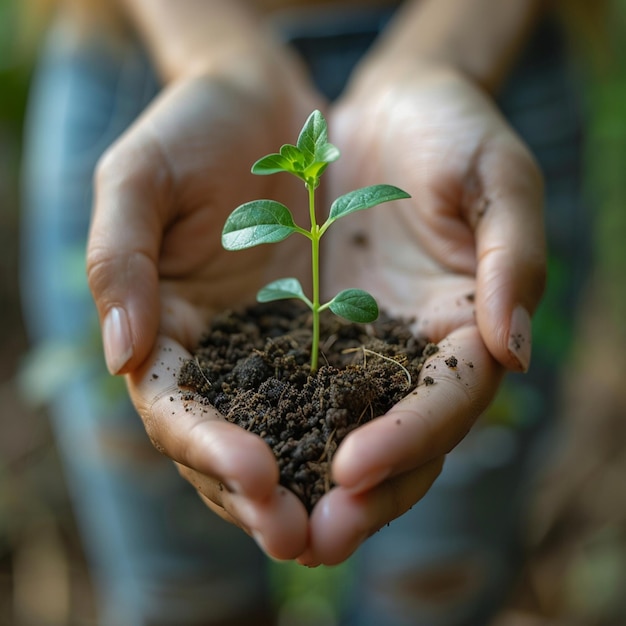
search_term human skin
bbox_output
[303,63,544,565]
[87,0,546,563]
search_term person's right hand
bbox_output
[87,66,323,561]
[298,62,545,566]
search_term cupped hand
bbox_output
[299,65,546,565]
[87,69,323,560]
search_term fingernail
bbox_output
[227,496,258,533]
[508,305,532,372]
[224,479,243,495]
[296,548,321,567]
[103,307,133,374]
[251,530,270,555]
[347,466,391,494]
[226,501,277,560]
[251,530,290,562]
[296,551,321,568]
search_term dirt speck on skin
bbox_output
[351,231,370,248]
[510,332,527,352]
[178,301,436,512]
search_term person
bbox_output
[21,0,590,624]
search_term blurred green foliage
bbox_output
[576,0,626,331]
[0,0,29,134]
[0,0,29,341]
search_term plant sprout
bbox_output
[221,110,410,372]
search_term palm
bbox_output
[325,69,534,343]
[321,194,476,345]
[140,78,314,345]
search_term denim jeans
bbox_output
[20,7,589,626]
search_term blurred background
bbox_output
[0,0,625,625]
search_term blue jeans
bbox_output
[20,8,589,626]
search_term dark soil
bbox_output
[178,301,437,512]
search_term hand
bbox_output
[87,69,323,560]
[299,65,545,565]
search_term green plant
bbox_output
[221,110,410,371]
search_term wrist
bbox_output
[346,0,547,95]
[119,0,280,84]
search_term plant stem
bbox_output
[308,181,320,372]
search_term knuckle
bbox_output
[94,139,138,190]
[85,246,113,295]
[94,142,124,190]
[489,139,545,206]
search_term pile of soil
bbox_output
[178,301,437,512]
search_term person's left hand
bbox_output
[299,64,545,566]
[88,67,324,561]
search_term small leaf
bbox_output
[328,289,379,323]
[328,184,411,224]
[304,161,329,181]
[222,200,298,250]
[317,142,340,164]
[279,144,304,163]
[257,278,312,308]
[296,110,340,167]
[251,153,293,175]
[297,110,328,162]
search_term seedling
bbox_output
[221,110,410,371]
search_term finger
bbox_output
[472,137,546,372]
[181,470,310,561]
[175,461,243,510]
[87,130,170,375]
[199,493,242,527]
[127,336,280,500]
[301,457,444,566]
[224,488,309,561]
[331,325,502,493]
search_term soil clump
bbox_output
[178,301,436,512]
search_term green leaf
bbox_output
[303,161,329,181]
[252,144,312,178]
[257,278,312,308]
[317,142,340,163]
[327,289,379,323]
[251,153,293,175]
[296,110,340,169]
[222,200,298,250]
[279,144,305,165]
[327,184,411,224]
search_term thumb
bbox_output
[87,137,170,375]
[474,140,546,372]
